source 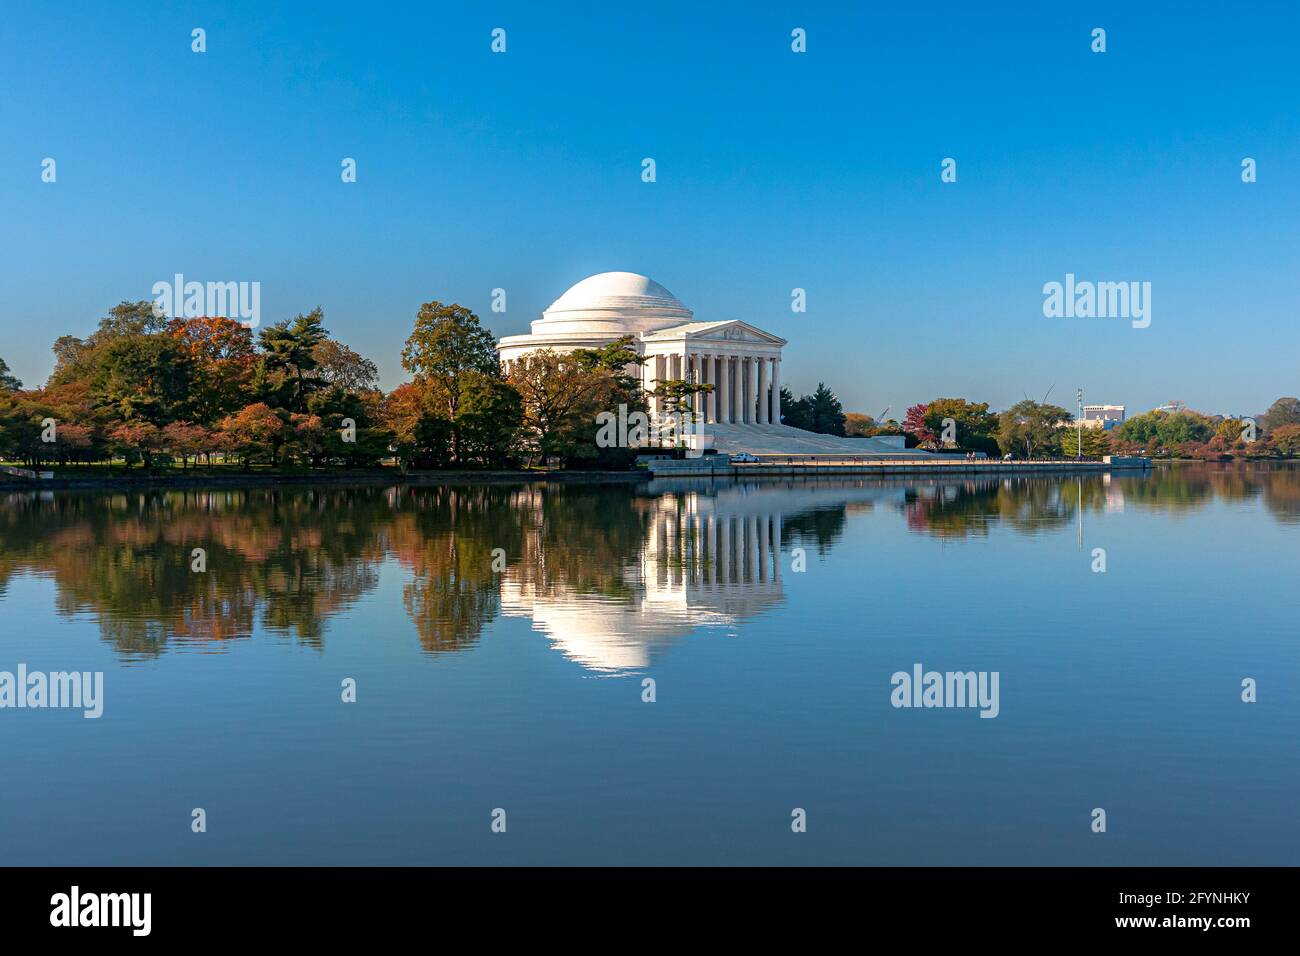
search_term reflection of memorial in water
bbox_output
[4,465,1295,663]
[499,480,903,673]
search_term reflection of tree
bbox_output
[903,478,1082,538]
[1114,470,1215,514]
[3,463,1299,660]
[526,486,647,598]
[390,485,524,654]
[897,465,1296,539]
[1257,464,1300,525]
[780,506,847,554]
[395,484,649,653]
[0,489,389,658]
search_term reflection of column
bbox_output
[759,514,770,583]
[681,512,691,587]
[655,512,668,589]
[770,358,781,424]
[772,513,783,582]
[720,515,732,583]
[757,358,769,424]
[666,510,677,590]
[680,513,690,586]
[733,516,744,582]
[708,515,717,588]
[693,513,703,585]
[748,515,760,584]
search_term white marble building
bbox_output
[499,271,927,457]
[498,271,786,424]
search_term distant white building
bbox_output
[1081,404,1126,430]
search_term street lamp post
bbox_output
[1076,388,1084,460]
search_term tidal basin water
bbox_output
[1,464,1296,865]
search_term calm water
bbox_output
[1,465,1296,865]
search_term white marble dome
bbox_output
[531,271,693,336]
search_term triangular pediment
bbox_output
[644,320,786,346]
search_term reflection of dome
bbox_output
[498,588,732,673]
[530,271,694,336]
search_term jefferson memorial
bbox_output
[498,271,784,425]
[498,271,920,456]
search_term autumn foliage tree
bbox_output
[219,402,286,468]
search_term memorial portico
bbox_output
[639,331,784,425]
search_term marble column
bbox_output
[645,354,659,419]
[757,357,769,424]
[737,356,746,423]
[690,353,702,419]
[745,357,758,424]
[719,355,731,423]
[676,353,686,424]
[703,353,715,423]
[769,358,781,425]
[738,356,748,421]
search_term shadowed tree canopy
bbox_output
[1261,397,1300,434]
[167,317,256,423]
[508,349,642,465]
[572,336,644,393]
[47,300,167,388]
[0,356,21,391]
[922,397,999,454]
[258,308,329,412]
[400,302,500,421]
[90,335,196,424]
[997,400,1071,458]
[779,384,844,435]
[806,383,846,436]
[313,339,380,393]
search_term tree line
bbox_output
[3,300,1298,470]
[886,397,1300,460]
[0,300,675,471]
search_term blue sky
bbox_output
[1,1,1296,416]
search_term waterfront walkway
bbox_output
[648,456,1150,477]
